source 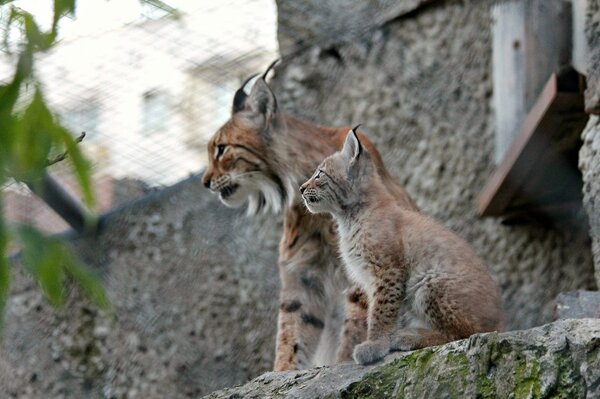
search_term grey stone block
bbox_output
[556,291,600,320]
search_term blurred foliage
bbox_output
[0,0,106,331]
[140,0,181,19]
[0,0,178,332]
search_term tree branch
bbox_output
[46,131,86,167]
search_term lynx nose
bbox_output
[202,172,212,189]
[299,184,307,194]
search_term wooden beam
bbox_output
[478,72,587,218]
[492,0,572,163]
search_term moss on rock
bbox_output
[207,320,600,399]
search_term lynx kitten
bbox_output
[300,127,505,365]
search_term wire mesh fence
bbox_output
[0,0,278,237]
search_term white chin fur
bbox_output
[218,174,285,216]
[219,193,246,208]
[216,174,290,216]
[218,184,251,208]
[302,198,322,214]
[246,177,284,216]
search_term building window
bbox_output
[61,103,101,142]
[142,90,170,134]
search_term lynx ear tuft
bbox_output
[342,125,362,163]
[262,58,280,80]
[232,74,260,113]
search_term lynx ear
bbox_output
[342,124,362,164]
[246,78,277,118]
[232,74,259,113]
[232,60,279,131]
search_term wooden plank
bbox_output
[492,0,572,163]
[492,2,526,164]
[479,74,557,216]
[524,1,572,109]
[571,0,589,74]
[478,72,587,218]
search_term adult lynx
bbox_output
[300,127,505,364]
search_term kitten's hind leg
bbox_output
[335,286,368,363]
[391,328,451,351]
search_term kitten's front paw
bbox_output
[353,339,390,365]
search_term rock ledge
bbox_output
[206,319,600,398]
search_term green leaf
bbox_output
[36,242,66,307]
[62,249,111,311]
[139,0,180,19]
[7,87,95,208]
[9,88,54,182]
[0,196,10,331]
[8,8,53,51]
[0,66,24,122]
[0,81,19,154]
[53,124,95,207]
[15,226,110,310]
[16,225,65,307]
[52,0,76,37]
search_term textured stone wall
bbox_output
[581,0,600,287]
[0,176,281,398]
[581,116,600,286]
[272,0,596,330]
[276,0,431,53]
[584,0,600,114]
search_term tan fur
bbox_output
[301,130,505,365]
[202,73,416,370]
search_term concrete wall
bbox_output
[0,177,281,398]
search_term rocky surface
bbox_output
[206,318,600,399]
[581,0,600,286]
[275,0,433,53]
[0,175,281,398]
[271,0,596,330]
[581,116,600,287]
[585,0,600,114]
[556,291,600,320]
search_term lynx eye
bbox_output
[215,144,226,159]
[315,169,323,179]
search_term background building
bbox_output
[1,0,277,234]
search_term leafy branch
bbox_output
[0,0,107,331]
[0,0,178,333]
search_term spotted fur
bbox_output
[202,66,417,370]
[301,129,505,365]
